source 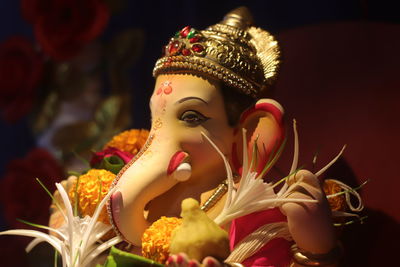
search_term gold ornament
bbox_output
[200,180,228,212]
[290,243,342,266]
[153,7,280,98]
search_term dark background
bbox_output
[1,0,399,266]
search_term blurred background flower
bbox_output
[0,1,145,265]
[0,36,43,122]
[0,148,63,266]
[0,0,145,171]
[0,148,63,229]
[21,0,110,61]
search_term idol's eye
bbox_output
[179,110,210,127]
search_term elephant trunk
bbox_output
[109,137,191,245]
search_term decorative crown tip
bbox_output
[221,6,254,29]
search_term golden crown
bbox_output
[153,7,280,98]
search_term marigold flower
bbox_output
[68,169,115,225]
[323,179,346,211]
[104,129,149,155]
[142,216,182,263]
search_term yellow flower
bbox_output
[68,169,115,225]
[323,179,346,211]
[142,216,182,263]
[104,129,149,155]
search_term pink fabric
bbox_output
[229,208,292,267]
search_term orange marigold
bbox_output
[142,216,182,264]
[104,129,149,155]
[68,169,115,225]
[323,179,346,211]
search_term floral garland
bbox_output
[0,124,365,266]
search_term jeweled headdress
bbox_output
[153,7,280,98]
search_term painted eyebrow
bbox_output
[175,96,208,105]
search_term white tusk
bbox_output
[173,162,192,182]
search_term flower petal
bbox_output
[0,229,62,253]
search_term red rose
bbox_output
[0,36,44,123]
[91,147,134,166]
[21,0,110,61]
[0,148,64,229]
[90,147,134,174]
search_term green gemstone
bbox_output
[187,29,196,39]
[174,31,180,38]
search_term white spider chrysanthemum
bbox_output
[202,120,352,227]
[0,183,122,267]
[202,127,318,227]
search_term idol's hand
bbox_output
[280,170,337,257]
[166,253,229,267]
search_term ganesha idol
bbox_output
[105,7,345,267]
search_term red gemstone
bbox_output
[180,26,191,38]
[189,36,200,43]
[191,44,204,53]
[182,48,191,56]
[168,40,181,55]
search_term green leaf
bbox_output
[100,255,117,267]
[36,178,64,215]
[72,151,91,168]
[16,218,52,231]
[258,137,287,179]
[99,156,125,174]
[272,165,304,189]
[333,215,368,227]
[102,247,164,267]
[54,249,58,267]
[74,175,81,217]
[249,136,259,173]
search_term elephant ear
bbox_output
[231,99,285,176]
